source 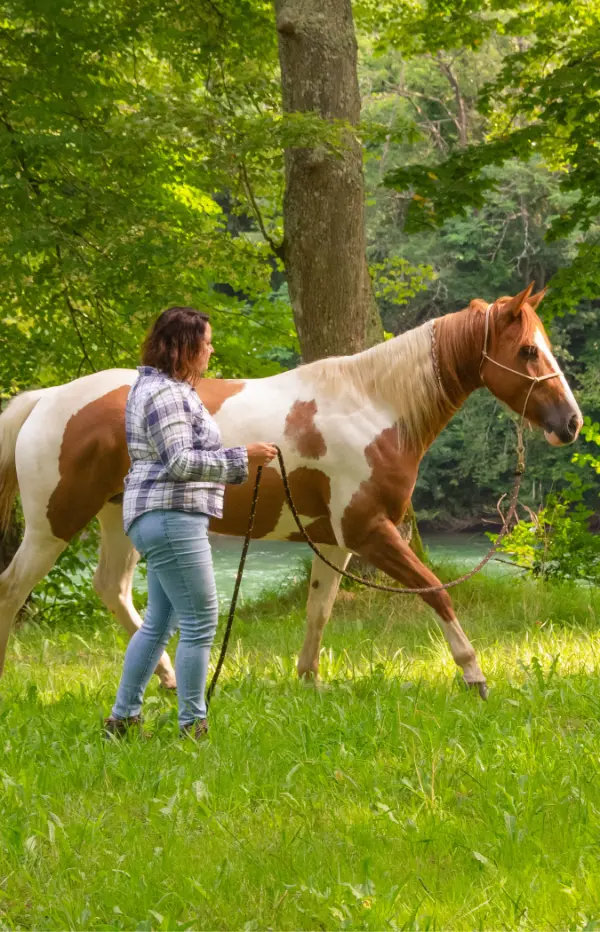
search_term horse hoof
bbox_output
[463,677,488,700]
[297,668,318,683]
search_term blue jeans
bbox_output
[112,510,218,727]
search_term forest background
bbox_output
[1,0,599,533]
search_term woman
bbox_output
[104,306,277,739]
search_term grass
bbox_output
[2,567,600,930]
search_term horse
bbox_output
[0,285,582,697]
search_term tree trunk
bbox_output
[275,0,381,361]
[274,0,425,560]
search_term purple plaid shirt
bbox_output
[123,366,248,532]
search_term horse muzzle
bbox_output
[544,411,583,446]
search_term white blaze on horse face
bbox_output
[534,328,582,447]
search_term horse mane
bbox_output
[297,320,447,449]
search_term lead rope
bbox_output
[206,463,263,708]
[206,424,525,707]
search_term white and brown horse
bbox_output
[0,286,582,695]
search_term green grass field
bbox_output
[2,568,600,930]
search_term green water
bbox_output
[201,531,517,606]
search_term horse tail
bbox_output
[0,391,44,533]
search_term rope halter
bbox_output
[479,301,562,423]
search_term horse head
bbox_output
[479,284,582,446]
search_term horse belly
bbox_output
[210,463,337,545]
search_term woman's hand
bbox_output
[246,442,278,466]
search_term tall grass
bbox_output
[1,569,600,929]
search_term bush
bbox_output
[493,421,600,583]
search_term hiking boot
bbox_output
[103,714,143,739]
[179,718,208,740]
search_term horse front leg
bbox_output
[297,545,351,681]
[356,518,488,698]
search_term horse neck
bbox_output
[435,307,485,410]
[339,320,457,454]
[303,313,484,456]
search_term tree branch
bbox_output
[240,160,285,261]
[55,245,96,374]
[436,54,469,148]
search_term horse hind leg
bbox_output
[94,503,176,689]
[297,545,351,681]
[0,529,66,677]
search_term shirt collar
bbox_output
[136,366,194,391]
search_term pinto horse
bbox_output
[0,286,582,695]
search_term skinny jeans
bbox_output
[112,510,218,726]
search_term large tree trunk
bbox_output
[274,0,425,560]
[275,0,382,361]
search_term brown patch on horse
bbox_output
[288,515,337,545]
[284,466,336,544]
[341,425,419,552]
[284,400,326,459]
[211,464,285,538]
[197,379,245,415]
[211,464,335,543]
[47,387,131,541]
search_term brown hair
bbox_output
[141,306,210,381]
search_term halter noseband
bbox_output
[479,302,561,420]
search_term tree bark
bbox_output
[275,0,381,361]
[274,0,425,560]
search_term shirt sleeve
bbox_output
[145,383,248,485]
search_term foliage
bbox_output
[369,254,434,306]
[3,573,600,927]
[493,480,600,582]
[0,0,299,391]
[493,422,600,581]
[572,417,600,475]
[372,0,600,313]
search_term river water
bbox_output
[199,532,515,606]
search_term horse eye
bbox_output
[520,345,538,359]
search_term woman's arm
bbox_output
[145,383,248,484]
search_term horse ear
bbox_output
[503,282,534,318]
[528,287,547,310]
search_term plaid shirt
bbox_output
[123,366,248,532]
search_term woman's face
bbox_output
[195,323,214,377]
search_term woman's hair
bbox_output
[141,306,210,381]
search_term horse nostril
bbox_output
[568,414,580,438]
